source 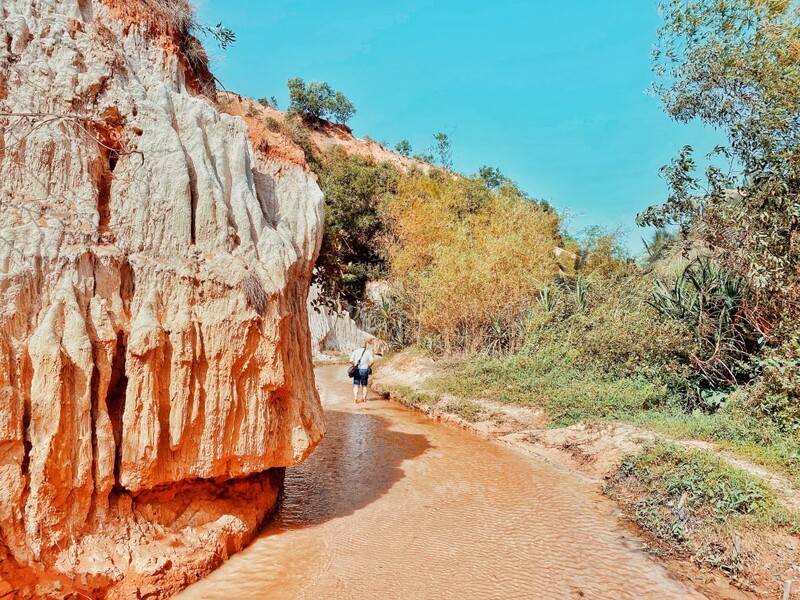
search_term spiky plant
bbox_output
[574,276,589,313]
[539,285,555,313]
[650,258,758,396]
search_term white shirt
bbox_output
[350,348,374,369]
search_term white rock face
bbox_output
[307,283,372,355]
[0,0,324,596]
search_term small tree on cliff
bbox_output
[395,139,412,157]
[287,78,356,125]
[433,132,453,169]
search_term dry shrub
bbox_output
[102,0,214,92]
[239,273,269,316]
[383,175,560,352]
[142,0,194,34]
[103,0,195,36]
[181,34,210,77]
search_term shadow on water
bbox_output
[260,407,431,535]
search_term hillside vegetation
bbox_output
[294,0,800,467]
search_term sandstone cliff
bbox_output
[0,1,325,597]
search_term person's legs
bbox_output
[353,384,359,402]
[359,369,370,401]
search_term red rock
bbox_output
[0,0,323,597]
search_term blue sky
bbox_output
[199,0,722,252]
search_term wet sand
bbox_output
[177,365,705,599]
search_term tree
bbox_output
[638,0,800,329]
[287,78,357,125]
[330,91,356,125]
[395,139,412,157]
[476,166,506,190]
[433,132,453,169]
[313,150,399,303]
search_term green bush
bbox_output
[264,116,281,133]
[395,139,412,157]
[313,149,399,303]
[287,78,356,124]
[521,275,690,379]
[750,336,800,434]
[607,440,800,588]
[616,441,778,521]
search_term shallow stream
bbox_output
[177,365,704,599]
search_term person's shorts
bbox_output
[353,368,369,386]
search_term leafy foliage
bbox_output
[751,334,800,434]
[313,150,399,303]
[381,174,560,352]
[395,139,412,157]
[476,166,508,190]
[198,22,236,49]
[287,78,356,124]
[639,0,800,329]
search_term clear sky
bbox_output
[198,0,722,252]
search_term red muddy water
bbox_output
[177,365,705,599]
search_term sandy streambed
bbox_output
[177,365,704,599]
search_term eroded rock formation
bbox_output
[0,0,324,597]
[307,283,376,356]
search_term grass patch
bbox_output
[389,386,438,410]
[606,441,799,586]
[431,352,800,481]
[629,409,800,484]
[440,399,484,422]
[431,351,665,427]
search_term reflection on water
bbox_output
[268,409,431,529]
[177,366,705,600]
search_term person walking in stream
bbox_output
[349,340,375,403]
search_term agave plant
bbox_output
[574,275,589,313]
[650,257,757,397]
[538,285,555,313]
[367,290,412,350]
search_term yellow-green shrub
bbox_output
[381,174,560,352]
